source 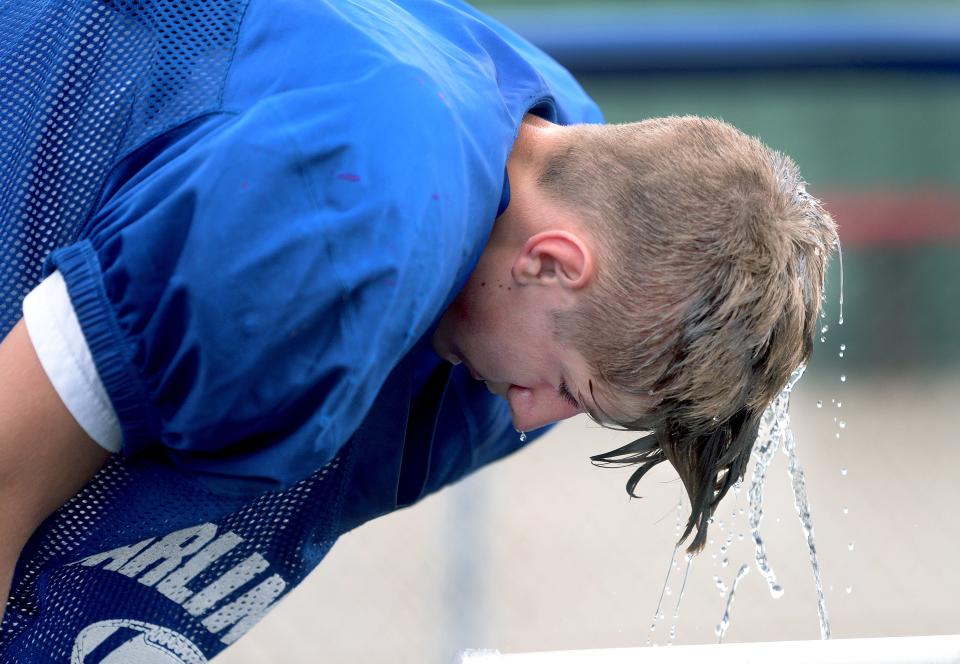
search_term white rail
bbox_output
[459,635,960,664]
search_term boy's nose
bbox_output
[505,385,582,431]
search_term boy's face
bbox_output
[431,272,593,432]
[432,198,600,432]
[432,113,615,432]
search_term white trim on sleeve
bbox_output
[22,270,122,453]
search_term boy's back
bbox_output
[0,1,602,660]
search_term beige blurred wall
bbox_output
[215,372,960,663]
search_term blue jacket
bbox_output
[0,0,602,660]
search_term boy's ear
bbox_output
[511,230,594,289]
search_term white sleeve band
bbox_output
[22,270,123,453]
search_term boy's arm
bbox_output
[0,319,109,623]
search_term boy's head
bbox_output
[433,115,837,551]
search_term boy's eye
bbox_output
[558,381,581,409]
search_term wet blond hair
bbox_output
[541,116,837,552]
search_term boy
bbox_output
[0,0,835,660]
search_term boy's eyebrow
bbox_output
[559,379,581,407]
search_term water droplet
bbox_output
[840,375,847,383]
[771,583,784,599]
[839,420,846,429]
[816,400,823,408]
[821,324,829,334]
[838,351,844,358]
[847,542,855,551]
[835,432,841,439]
[665,586,672,596]
[722,557,729,567]
[837,401,843,408]
[820,336,826,343]
[838,316,844,325]
[738,533,744,541]
[840,468,848,476]
[840,344,846,351]
[842,506,849,515]
[845,585,852,594]
[518,430,527,443]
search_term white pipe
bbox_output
[458,635,960,664]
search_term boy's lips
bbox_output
[467,364,485,382]
[456,352,485,382]
[459,356,512,399]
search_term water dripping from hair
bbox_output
[715,564,750,643]
[748,364,832,639]
[835,238,844,326]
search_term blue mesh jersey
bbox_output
[0,0,602,661]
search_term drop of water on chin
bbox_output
[518,430,527,443]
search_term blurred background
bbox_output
[219,1,959,662]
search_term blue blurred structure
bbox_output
[487,5,960,74]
